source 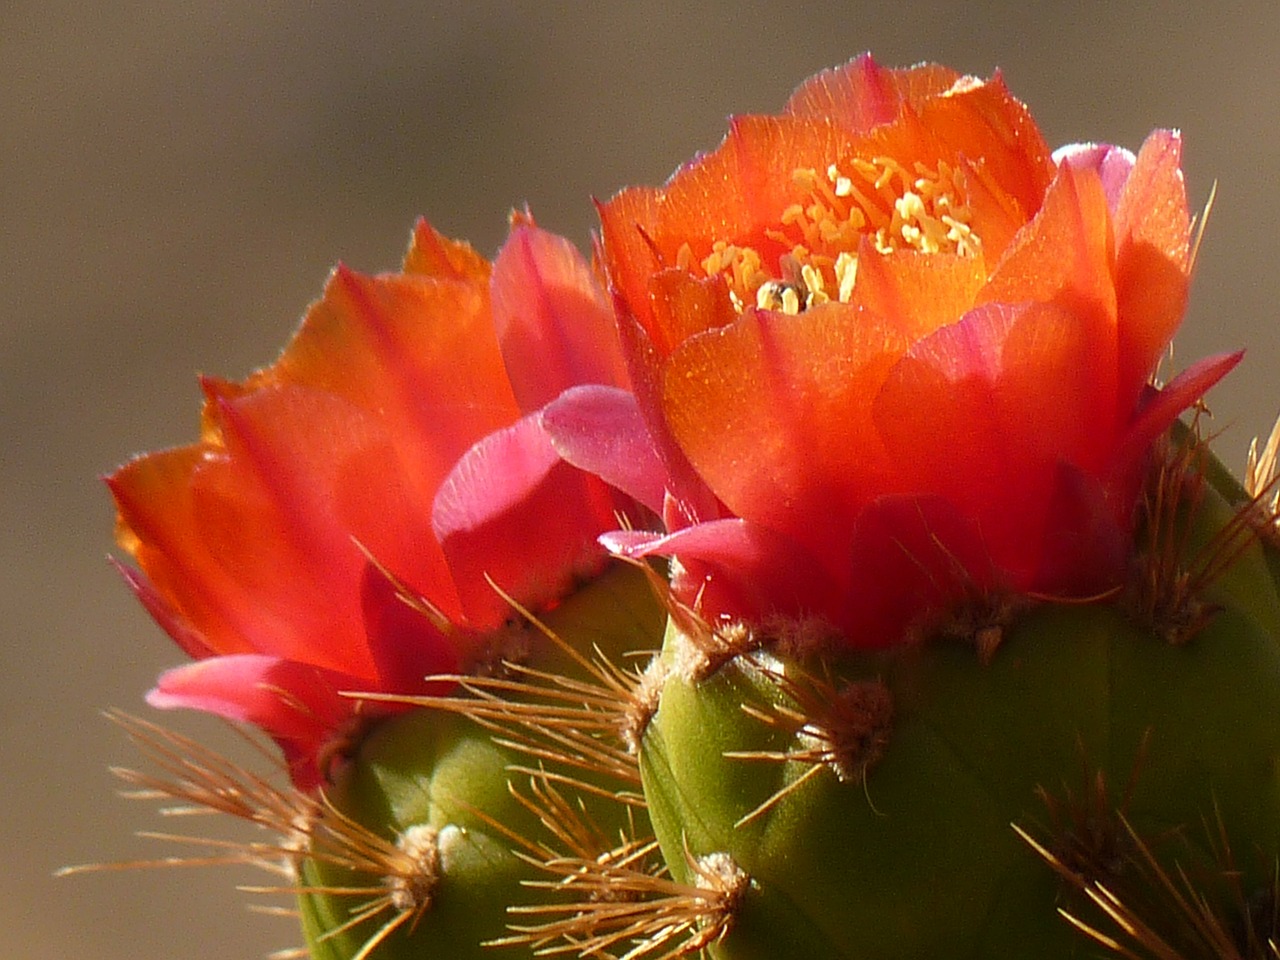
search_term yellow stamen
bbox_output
[693,154,980,315]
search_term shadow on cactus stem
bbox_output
[457,771,744,960]
[1016,792,1280,959]
[1009,411,1280,960]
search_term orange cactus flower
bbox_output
[555,55,1239,646]
[108,217,632,787]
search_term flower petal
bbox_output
[400,218,491,284]
[1113,129,1192,403]
[541,385,668,515]
[848,245,987,340]
[147,654,357,788]
[1115,351,1244,479]
[873,300,1112,582]
[111,557,214,660]
[662,303,908,565]
[841,494,997,646]
[359,560,463,692]
[492,222,629,410]
[433,412,617,627]
[602,518,842,627]
[783,53,909,130]
[1052,142,1136,211]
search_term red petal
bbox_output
[614,307,721,524]
[491,222,629,410]
[1034,463,1130,595]
[359,561,463,691]
[1114,130,1190,270]
[1053,142,1136,211]
[111,557,214,660]
[645,270,740,358]
[841,495,997,647]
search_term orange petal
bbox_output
[873,300,1110,579]
[646,269,739,356]
[662,303,908,564]
[1114,129,1190,270]
[110,444,261,659]
[269,265,521,493]
[784,56,961,131]
[1113,129,1192,404]
[914,72,1055,223]
[783,53,902,130]
[401,217,491,284]
[979,162,1119,426]
[849,245,987,340]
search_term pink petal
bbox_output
[602,518,842,627]
[1052,142,1136,211]
[433,413,618,627]
[147,654,359,787]
[1114,351,1244,479]
[540,385,668,514]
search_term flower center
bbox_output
[679,156,981,315]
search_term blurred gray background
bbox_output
[6,2,1280,957]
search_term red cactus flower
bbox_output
[109,216,632,787]
[549,55,1239,647]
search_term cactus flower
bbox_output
[108,216,634,788]
[576,54,1240,647]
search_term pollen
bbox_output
[691,154,980,316]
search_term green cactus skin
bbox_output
[296,562,666,960]
[640,455,1280,959]
[298,708,544,960]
